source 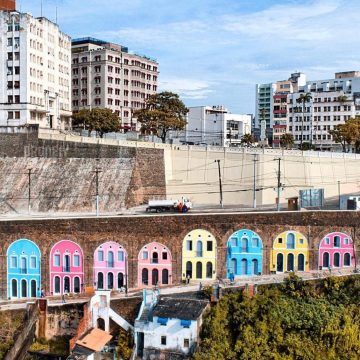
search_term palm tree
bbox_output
[241,133,255,147]
[296,93,312,149]
[280,133,294,149]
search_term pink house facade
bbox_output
[318,232,356,269]
[138,242,172,287]
[49,240,84,295]
[93,241,127,290]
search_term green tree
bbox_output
[133,91,188,143]
[116,329,134,360]
[329,117,360,152]
[241,133,255,146]
[280,133,294,149]
[72,108,120,138]
[296,93,312,149]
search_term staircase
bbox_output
[109,308,133,331]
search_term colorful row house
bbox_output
[7,239,41,298]
[318,232,355,269]
[271,231,309,273]
[93,241,127,290]
[182,230,217,281]
[226,230,263,278]
[138,242,172,287]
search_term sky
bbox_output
[18,0,360,114]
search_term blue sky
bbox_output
[19,0,360,114]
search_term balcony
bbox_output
[63,266,70,273]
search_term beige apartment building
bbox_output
[71,37,159,131]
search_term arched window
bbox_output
[54,276,60,294]
[64,254,70,272]
[118,273,124,288]
[74,277,80,293]
[252,238,259,248]
[241,259,247,275]
[287,253,294,271]
[152,252,159,264]
[186,261,192,278]
[334,253,340,267]
[107,251,114,268]
[31,280,37,297]
[142,268,148,285]
[162,269,169,285]
[20,257,27,274]
[196,241,203,257]
[298,254,305,271]
[21,279,27,298]
[230,258,237,275]
[323,252,330,268]
[206,262,213,278]
[277,253,284,272]
[252,259,259,275]
[11,279,17,297]
[344,253,351,267]
[196,262,202,279]
[97,272,104,289]
[241,238,248,252]
[334,236,341,248]
[286,233,295,249]
[107,272,114,289]
[152,269,159,286]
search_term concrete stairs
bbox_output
[109,308,133,331]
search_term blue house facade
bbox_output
[7,239,41,298]
[226,229,263,278]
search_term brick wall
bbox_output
[0,0,16,10]
[0,211,359,297]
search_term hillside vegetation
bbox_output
[194,274,360,360]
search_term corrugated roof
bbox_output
[76,328,112,352]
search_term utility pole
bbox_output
[215,160,223,208]
[27,168,32,215]
[253,155,257,208]
[276,158,281,211]
[338,180,341,209]
[94,166,102,216]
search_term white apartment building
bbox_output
[0,11,72,130]
[183,105,252,147]
[288,71,360,150]
[71,37,159,131]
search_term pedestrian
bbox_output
[40,288,45,298]
[62,294,66,304]
[199,282,202,291]
[186,274,190,284]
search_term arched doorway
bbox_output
[323,252,330,268]
[97,272,104,289]
[230,258,237,275]
[74,277,80,293]
[206,262,213,278]
[334,253,340,267]
[298,254,305,271]
[241,259,247,275]
[252,259,258,275]
[64,276,70,293]
[162,269,169,285]
[64,254,70,272]
[97,318,105,331]
[344,253,351,266]
[196,262,202,279]
[287,253,294,272]
[54,276,60,294]
[152,269,158,286]
[20,257,27,274]
[118,273,124,288]
[31,279,37,297]
[142,268,148,285]
[186,261,192,278]
[11,279,17,297]
[277,253,283,272]
[21,279,27,297]
[107,272,114,289]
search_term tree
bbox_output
[329,116,360,152]
[116,329,133,360]
[241,133,255,146]
[133,91,188,143]
[72,108,120,138]
[296,93,312,149]
[280,133,294,149]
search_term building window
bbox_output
[30,256,36,268]
[10,256,17,268]
[344,238,349,245]
[207,241,213,251]
[54,254,60,266]
[98,250,104,261]
[73,255,80,267]
[186,240,192,251]
[325,237,330,245]
[118,251,124,261]
[184,339,190,348]
[143,251,148,260]
[252,238,259,247]
[162,252,167,260]
[161,336,166,345]
[334,236,340,248]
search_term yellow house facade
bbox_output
[270,231,309,273]
[182,229,217,281]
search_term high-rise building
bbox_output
[0,0,16,11]
[71,37,159,131]
[0,10,72,130]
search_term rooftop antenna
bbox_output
[55,6,57,23]
[40,0,43,17]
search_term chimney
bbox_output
[0,0,16,11]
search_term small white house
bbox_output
[135,295,209,359]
